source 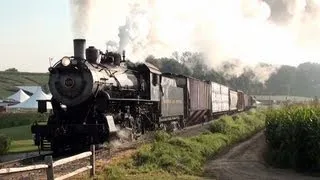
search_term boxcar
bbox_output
[247,95,256,109]
[220,84,230,112]
[243,93,250,110]
[163,73,211,126]
[237,91,245,111]
[229,89,238,112]
[211,82,221,113]
[159,76,184,123]
[211,82,230,116]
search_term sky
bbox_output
[0,0,73,72]
[2,0,320,73]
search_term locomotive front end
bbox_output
[48,39,104,106]
[32,39,112,152]
[32,38,155,153]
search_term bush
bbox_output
[101,110,266,179]
[0,112,48,129]
[0,133,11,155]
[265,105,320,171]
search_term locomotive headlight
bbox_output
[62,57,71,66]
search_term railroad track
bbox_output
[0,152,52,169]
[0,120,213,180]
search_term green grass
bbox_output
[0,125,37,153]
[98,109,266,179]
[0,112,48,154]
[98,167,202,180]
[0,71,49,98]
[0,112,49,129]
[0,125,32,140]
[8,139,37,153]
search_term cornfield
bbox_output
[265,104,320,172]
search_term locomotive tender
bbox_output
[31,39,256,153]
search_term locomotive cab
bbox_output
[135,62,161,101]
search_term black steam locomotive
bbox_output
[31,39,256,153]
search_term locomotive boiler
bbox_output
[31,39,165,153]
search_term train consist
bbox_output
[31,39,257,153]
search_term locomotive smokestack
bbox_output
[73,39,86,59]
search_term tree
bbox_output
[0,134,11,155]
[265,65,296,96]
[145,55,161,68]
[4,68,18,72]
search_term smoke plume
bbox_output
[69,0,129,48]
[69,0,92,39]
[69,0,320,81]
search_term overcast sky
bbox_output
[2,0,320,72]
[0,0,73,72]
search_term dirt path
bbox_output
[203,131,320,180]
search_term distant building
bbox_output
[252,95,314,105]
[0,102,7,112]
[0,101,17,112]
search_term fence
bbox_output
[0,145,95,180]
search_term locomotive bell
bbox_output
[86,46,99,63]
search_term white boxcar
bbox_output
[220,84,229,112]
[229,89,238,111]
[211,82,221,113]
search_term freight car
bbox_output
[161,73,211,127]
[31,39,256,153]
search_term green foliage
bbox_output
[0,125,33,140]
[0,124,39,154]
[101,111,266,179]
[0,112,48,129]
[154,130,172,141]
[0,133,11,155]
[8,139,37,153]
[103,166,126,180]
[4,68,18,72]
[0,112,45,154]
[265,105,320,172]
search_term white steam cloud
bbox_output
[69,0,92,39]
[69,0,320,81]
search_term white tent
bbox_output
[6,89,30,102]
[15,86,42,94]
[8,87,52,109]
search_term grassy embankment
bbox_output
[265,105,320,173]
[0,112,48,153]
[0,71,48,98]
[94,109,266,180]
[0,71,49,153]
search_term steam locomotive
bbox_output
[31,39,256,153]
